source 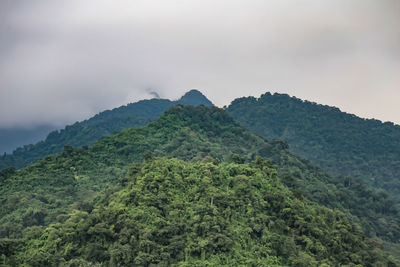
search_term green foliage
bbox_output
[4,158,394,266]
[0,166,15,182]
[227,92,400,204]
[0,106,269,241]
[0,90,212,170]
[227,93,400,244]
[1,105,399,263]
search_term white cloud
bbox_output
[0,0,399,127]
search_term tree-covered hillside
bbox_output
[0,90,212,170]
[2,158,395,266]
[1,106,399,262]
[227,92,400,204]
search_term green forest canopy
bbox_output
[1,106,399,264]
[227,92,400,205]
[2,158,396,266]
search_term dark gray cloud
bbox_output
[1,0,399,128]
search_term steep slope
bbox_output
[0,90,212,170]
[2,158,394,266]
[227,92,400,203]
[1,106,399,257]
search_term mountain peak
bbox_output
[176,89,213,106]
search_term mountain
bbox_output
[3,158,393,266]
[1,106,399,264]
[227,92,400,204]
[0,90,213,170]
[0,125,56,154]
[175,89,213,106]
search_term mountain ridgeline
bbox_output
[227,92,400,204]
[0,90,213,170]
[1,106,399,265]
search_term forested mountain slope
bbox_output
[2,158,395,266]
[227,92,400,203]
[1,106,399,262]
[0,90,212,170]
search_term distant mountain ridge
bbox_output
[227,92,400,204]
[0,90,213,170]
[0,125,56,154]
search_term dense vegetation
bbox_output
[227,92,400,204]
[0,106,272,240]
[0,90,212,170]
[1,106,399,263]
[2,158,396,266]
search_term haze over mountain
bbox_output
[0,125,56,154]
[0,90,212,169]
[1,1,399,129]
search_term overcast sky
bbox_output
[1,0,399,128]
